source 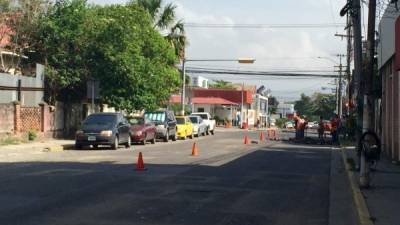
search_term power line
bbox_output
[185,69,339,78]
[184,22,346,29]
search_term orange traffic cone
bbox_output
[135,152,146,171]
[191,142,198,156]
[244,135,250,144]
[260,131,265,141]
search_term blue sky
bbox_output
[89,0,350,101]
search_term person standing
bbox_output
[318,116,325,144]
[331,114,340,145]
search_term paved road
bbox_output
[0,129,356,225]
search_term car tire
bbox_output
[112,136,119,150]
[125,137,131,148]
[203,129,206,136]
[206,127,210,135]
[172,130,177,141]
[141,134,146,145]
[75,143,82,150]
[163,131,169,142]
[211,129,215,135]
[151,135,156,144]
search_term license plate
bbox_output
[88,136,96,141]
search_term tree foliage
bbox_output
[24,0,180,111]
[294,92,336,120]
[209,79,235,89]
[130,0,187,60]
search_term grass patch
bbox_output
[0,136,22,146]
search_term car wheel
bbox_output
[151,135,156,144]
[203,129,206,136]
[112,136,119,150]
[211,129,215,135]
[206,127,210,135]
[163,131,169,142]
[172,130,177,141]
[141,134,147,145]
[75,143,82,150]
[125,137,131,148]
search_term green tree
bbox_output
[294,93,315,117]
[130,0,187,60]
[312,92,336,119]
[27,0,181,111]
[209,79,235,89]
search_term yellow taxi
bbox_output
[176,116,194,139]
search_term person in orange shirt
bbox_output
[331,114,340,145]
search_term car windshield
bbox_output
[144,112,166,122]
[129,117,144,125]
[82,115,117,129]
[176,118,185,124]
[194,114,207,119]
[189,117,198,123]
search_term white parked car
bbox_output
[189,115,207,137]
[191,112,216,135]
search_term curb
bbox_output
[340,149,374,225]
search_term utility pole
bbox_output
[346,14,353,116]
[340,0,367,187]
[365,0,376,132]
[181,59,186,116]
[338,54,344,117]
[358,0,377,188]
[351,0,367,188]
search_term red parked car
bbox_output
[128,116,156,145]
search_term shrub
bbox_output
[28,130,37,141]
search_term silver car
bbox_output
[189,115,207,137]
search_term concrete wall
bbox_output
[378,4,399,68]
[0,64,44,106]
[0,103,14,134]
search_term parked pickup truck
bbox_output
[191,112,215,135]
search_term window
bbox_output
[198,108,205,112]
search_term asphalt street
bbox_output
[0,128,357,225]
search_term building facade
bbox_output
[378,4,400,162]
[191,76,209,89]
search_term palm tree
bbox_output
[130,0,187,61]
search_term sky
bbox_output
[89,0,351,102]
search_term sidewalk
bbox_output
[0,139,74,157]
[343,147,400,225]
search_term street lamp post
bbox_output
[180,58,255,116]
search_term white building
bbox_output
[191,76,209,89]
[277,103,295,117]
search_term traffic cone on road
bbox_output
[244,135,250,145]
[135,152,146,171]
[260,131,265,141]
[191,142,198,156]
